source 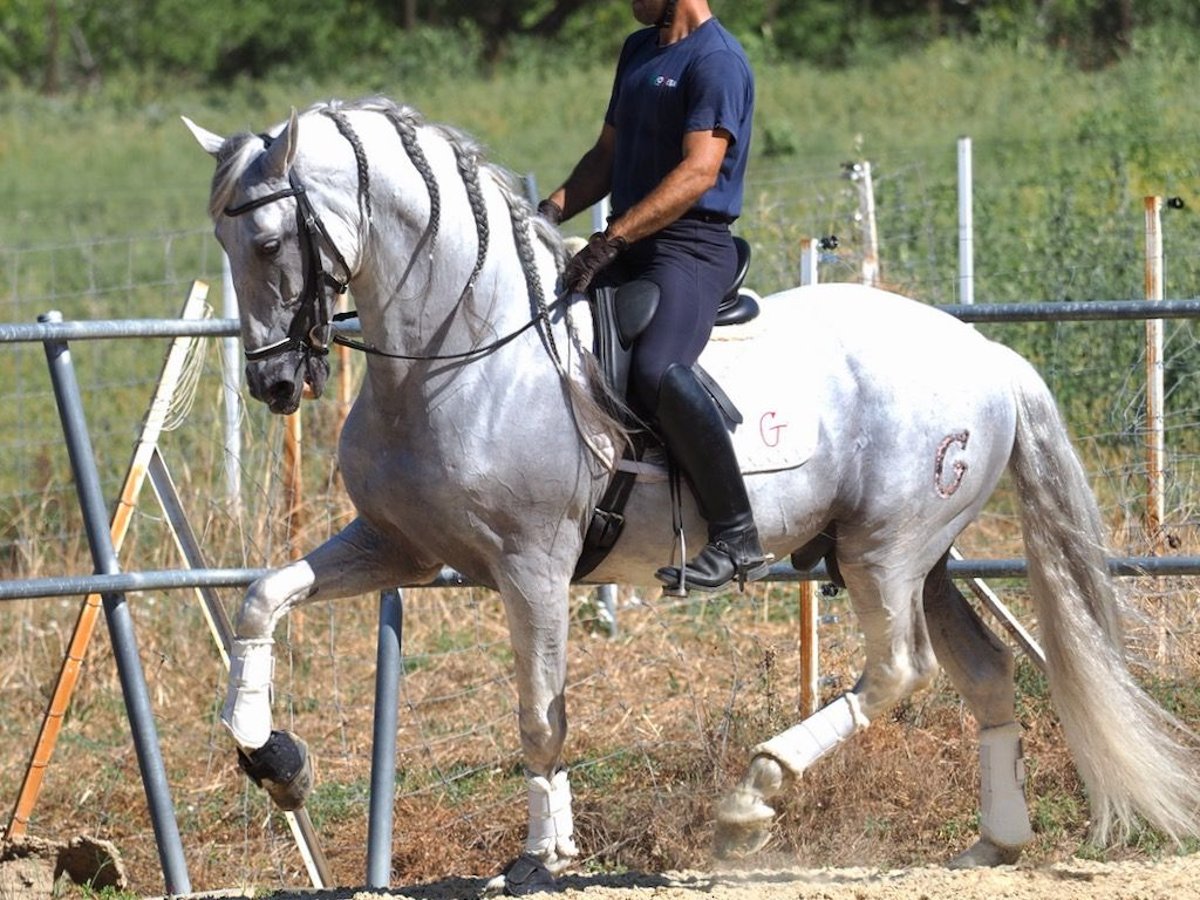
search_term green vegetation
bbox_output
[10,1,1200,89]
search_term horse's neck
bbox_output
[352,187,561,403]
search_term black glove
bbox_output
[563,231,628,294]
[536,198,564,225]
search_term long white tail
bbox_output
[1007,356,1200,844]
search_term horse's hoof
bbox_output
[481,854,558,896]
[236,730,313,811]
[947,837,1024,869]
[713,818,774,859]
[714,785,776,826]
[712,789,775,859]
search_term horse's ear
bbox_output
[181,116,226,157]
[262,108,300,180]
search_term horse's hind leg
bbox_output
[715,565,939,857]
[922,556,1033,867]
[224,517,437,810]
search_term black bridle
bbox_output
[224,167,352,363]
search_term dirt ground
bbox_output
[232,853,1200,900]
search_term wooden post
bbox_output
[284,409,305,640]
[1144,196,1165,555]
[284,410,304,557]
[846,161,880,288]
[799,579,819,716]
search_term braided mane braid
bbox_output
[381,106,441,248]
[449,136,490,290]
[321,107,372,222]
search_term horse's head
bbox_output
[184,110,358,414]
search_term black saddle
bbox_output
[574,238,758,581]
[590,236,758,413]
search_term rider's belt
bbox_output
[680,209,736,225]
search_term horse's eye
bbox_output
[258,238,282,257]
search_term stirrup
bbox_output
[655,540,772,595]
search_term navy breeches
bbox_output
[601,218,736,415]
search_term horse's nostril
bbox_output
[269,381,295,403]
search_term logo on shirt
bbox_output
[651,74,679,88]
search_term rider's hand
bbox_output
[536,198,564,225]
[563,231,628,294]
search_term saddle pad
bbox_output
[723,370,818,474]
[703,315,819,474]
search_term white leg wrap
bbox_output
[753,693,869,777]
[524,769,578,873]
[222,638,275,751]
[978,722,1034,849]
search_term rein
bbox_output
[329,295,571,363]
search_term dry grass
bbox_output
[2,555,1199,896]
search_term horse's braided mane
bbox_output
[208,96,567,266]
[208,97,622,462]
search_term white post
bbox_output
[1144,196,1165,554]
[847,162,879,287]
[799,237,819,286]
[221,254,242,515]
[958,137,975,305]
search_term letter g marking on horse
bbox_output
[760,411,788,448]
[935,430,969,498]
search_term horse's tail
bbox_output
[1007,353,1200,844]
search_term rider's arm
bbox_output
[546,124,617,223]
[603,127,731,245]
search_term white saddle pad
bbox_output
[705,311,818,474]
[613,315,817,480]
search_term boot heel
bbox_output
[735,556,773,590]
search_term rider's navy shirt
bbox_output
[604,18,754,220]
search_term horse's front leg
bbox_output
[224,517,438,810]
[485,567,577,895]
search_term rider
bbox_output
[538,0,764,593]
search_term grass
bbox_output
[5,570,1200,894]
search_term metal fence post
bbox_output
[40,311,191,896]
[1144,196,1165,554]
[367,588,404,888]
[958,136,975,305]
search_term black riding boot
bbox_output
[653,364,769,593]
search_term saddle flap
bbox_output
[714,291,761,327]
[614,279,660,349]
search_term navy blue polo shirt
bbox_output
[604,18,754,220]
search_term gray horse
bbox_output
[184,98,1200,889]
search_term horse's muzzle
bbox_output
[246,351,327,415]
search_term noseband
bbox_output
[224,155,352,364]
